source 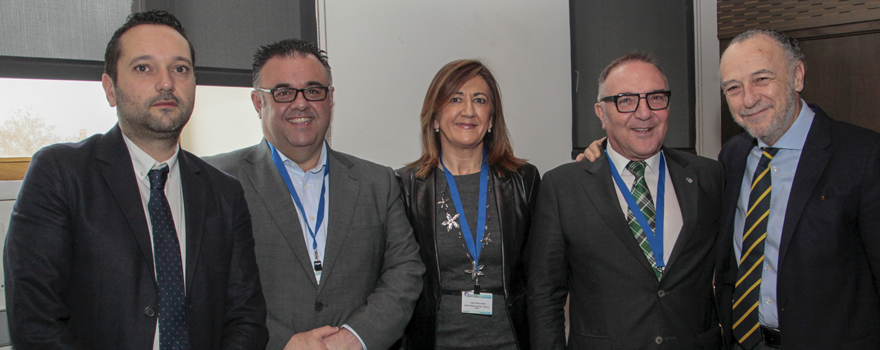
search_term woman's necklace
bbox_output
[438,173,493,283]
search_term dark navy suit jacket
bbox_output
[715,105,880,348]
[4,125,268,349]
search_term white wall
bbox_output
[323,0,573,173]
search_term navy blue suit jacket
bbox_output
[715,105,880,348]
[4,125,268,349]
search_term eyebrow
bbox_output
[721,68,776,89]
[128,55,193,67]
[455,91,488,96]
[271,81,326,89]
[613,89,668,95]
[720,79,737,89]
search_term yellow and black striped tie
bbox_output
[732,147,779,349]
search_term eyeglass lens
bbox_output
[273,87,328,102]
[616,93,669,113]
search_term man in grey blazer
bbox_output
[205,39,424,350]
[528,54,723,349]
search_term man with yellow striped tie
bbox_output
[715,28,880,349]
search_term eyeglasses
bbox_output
[254,86,331,103]
[599,90,671,113]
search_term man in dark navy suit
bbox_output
[4,10,267,349]
[715,28,880,349]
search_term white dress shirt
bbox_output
[607,146,684,265]
[122,134,186,350]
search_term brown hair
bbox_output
[408,59,525,179]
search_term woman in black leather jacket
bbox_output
[396,59,539,350]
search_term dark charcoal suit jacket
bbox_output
[4,125,268,349]
[715,105,880,349]
[528,146,723,350]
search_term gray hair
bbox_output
[597,52,667,102]
[727,28,805,75]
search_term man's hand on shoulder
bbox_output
[323,328,364,350]
[576,137,605,162]
[284,326,339,350]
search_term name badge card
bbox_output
[461,291,492,315]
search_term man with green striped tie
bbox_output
[529,53,724,349]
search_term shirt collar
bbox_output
[269,140,328,175]
[122,133,180,180]
[758,99,814,150]
[606,144,663,176]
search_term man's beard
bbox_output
[736,83,799,145]
[116,90,193,141]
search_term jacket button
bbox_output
[657,290,666,297]
[144,307,155,317]
[655,336,663,344]
[315,302,324,311]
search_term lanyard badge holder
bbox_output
[270,143,329,283]
[440,149,493,315]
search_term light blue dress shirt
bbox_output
[268,141,368,349]
[272,141,330,283]
[733,99,815,328]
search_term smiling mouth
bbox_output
[632,126,654,133]
[287,117,313,125]
[455,123,478,129]
[741,108,769,119]
[740,102,774,119]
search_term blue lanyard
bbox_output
[440,149,489,270]
[268,142,328,268]
[606,150,666,268]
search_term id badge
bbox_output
[461,291,492,315]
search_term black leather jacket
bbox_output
[396,163,540,350]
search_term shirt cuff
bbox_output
[341,324,367,350]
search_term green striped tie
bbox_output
[626,161,662,280]
[732,147,779,349]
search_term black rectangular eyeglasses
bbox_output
[254,86,331,103]
[599,90,671,113]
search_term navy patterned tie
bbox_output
[732,147,779,349]
[148,166,190,350]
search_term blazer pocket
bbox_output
[841,329,880,347]
[568,333,612,350]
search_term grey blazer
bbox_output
[527,146,723,350]
[206,140,424,350]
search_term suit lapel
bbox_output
[778,109,831,270]
[582,153,655,274]
[179,151,206,292]
[662,149,697,273]
[320,148,359,294]
[96,125,156,280]
[719,137,754,269]
[244,141,318,287]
